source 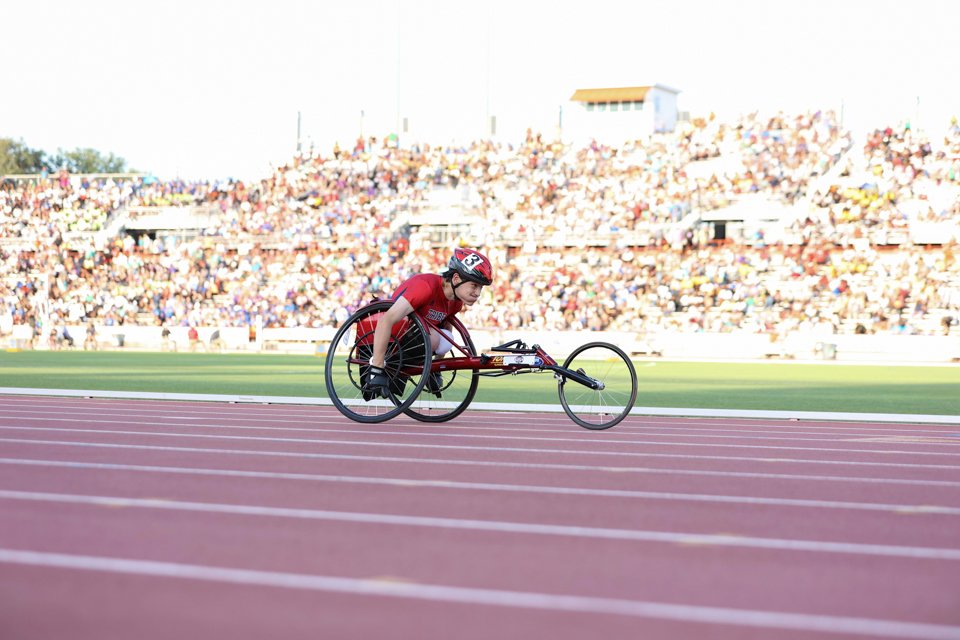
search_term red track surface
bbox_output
[1,395,959,639]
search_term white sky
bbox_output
[3,0,959,181]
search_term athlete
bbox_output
[363,248,494,400]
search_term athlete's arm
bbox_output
[369,296,414,368]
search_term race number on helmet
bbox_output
[448,248,493,285]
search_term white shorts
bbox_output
[431,328,453,356]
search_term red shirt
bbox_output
[392,274,462,328]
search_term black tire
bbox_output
[324,301,432,423]
[558,342,637,430]
[403,316,479,422]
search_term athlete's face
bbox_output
[456,278,485,305]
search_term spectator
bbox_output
[83,322,97,350]
[58,325,75,349]
[209,329,224,352]
[161,326,177,352]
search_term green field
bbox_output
[1,350,958,416]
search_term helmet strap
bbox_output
[450,274,470,302]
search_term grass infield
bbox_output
[1,350,958,416]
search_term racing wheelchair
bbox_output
[324,300,638,429]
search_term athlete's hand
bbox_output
[362,365,391,400]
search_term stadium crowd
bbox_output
[2,110,959,347]
[0,170,136,243]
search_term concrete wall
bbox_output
[470,329,960,363]
[7,323,959,363]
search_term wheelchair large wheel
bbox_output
[324,301,432,423]
[403,316,479,423]
[558,342,637,430]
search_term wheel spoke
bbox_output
[558,343,637,430]
[325,301,432,423]
[404,316,479,423]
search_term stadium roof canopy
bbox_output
[569,84,680,103]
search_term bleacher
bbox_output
[3,113,959,363]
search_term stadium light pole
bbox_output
[485,4,491,139]
[915,95,921,134]
[396,0,402,144]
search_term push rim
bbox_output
[324,301,432,423]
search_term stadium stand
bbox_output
[2,112,959,360]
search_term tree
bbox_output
[1,137,130,175]
[47,147,129,174]
[0,138,47,175]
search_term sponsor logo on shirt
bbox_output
[426,309,447,322]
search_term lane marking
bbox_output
[2,425,960,467]
[2,490,960,560]
[4,458,958,515]
[1,410,958,445]
[3,438,960,486]
[3,548,960,638]
[847,437,960,445]
[3,400,958,437]
[3,387,959,424]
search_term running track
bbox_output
[1,395,959,639]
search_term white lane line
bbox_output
[3,387,959,424]
[3,400,957,436]
[1,409,957,444]
[3,401,958,432]
[2,490,959,560]
[3,549,959,638]
[5,458,958,515]
[2,426,959,469]
[4,438,960,484]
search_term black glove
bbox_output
[362,365,391,400]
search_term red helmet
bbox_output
[447,248,493,286]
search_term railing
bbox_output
[493,227,669,248]
[125,204,220,225]
[0,172,149,184]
